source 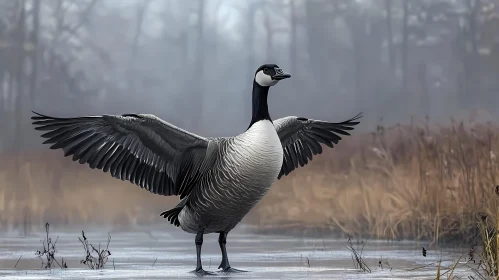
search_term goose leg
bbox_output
[190,230,214,276]
[218,231,247,273]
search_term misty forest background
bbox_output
[1,0,499,243]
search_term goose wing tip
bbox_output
[31,111,44,120]
[341,112,363,126]
[351,112,364,121]
[31,111,56,122]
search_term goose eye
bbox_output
[263,68,268,72]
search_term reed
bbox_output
[474,212,499,277]
[255,117,499,243]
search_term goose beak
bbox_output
[272,68,291,80]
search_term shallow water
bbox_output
[0,225,475,279]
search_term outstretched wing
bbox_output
[31,112,211,198]
[274,113,362,179]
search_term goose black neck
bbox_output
[248,80,271,129]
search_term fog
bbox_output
[0,0,497,152]
[0,3,497,277]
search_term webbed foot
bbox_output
[220,267,248,273]
[190,268,216,277]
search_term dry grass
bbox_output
[0,152,178,230]
[1,117,499,243]
[475,214,499,278]
[254,118,499,243]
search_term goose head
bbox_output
[254,64,291,87]
[247,64,291,129]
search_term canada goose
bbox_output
[31,64,362,276]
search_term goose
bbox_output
[31,64,362,276]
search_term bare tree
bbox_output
[14,0,26,153]
[289,0,297,76]
[385,0,396,73]
[262,2,289,62]
[465,0,481,108]
[28,0,40,108]
[243,0,262,122]
[127,0,151,98]
[401,0,409,95]
[190,0,206,130]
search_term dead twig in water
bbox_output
[152,258,157,267]
[378,256,392,271]
[78,230,112,269]
[468,266,486,280]
[436,253,465,280]
[35,223,67,269]
[406,262,436,272]
[346,238,371,273]
[14,255,22,268]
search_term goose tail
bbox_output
[160,200,186,227]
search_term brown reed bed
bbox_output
[0,152,179,231]
[1,118,498,244]
[253,118,499,244]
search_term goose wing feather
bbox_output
[31,111,211,198]
[274,113,362,179]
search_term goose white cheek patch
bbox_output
[255,70,278,87]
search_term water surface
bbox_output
[0,225,475,279]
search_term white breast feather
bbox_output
[235,120,283,179]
